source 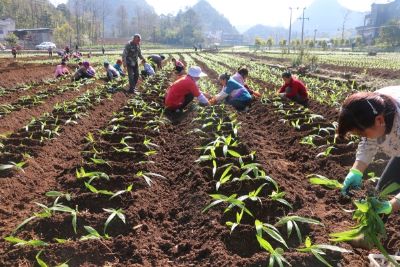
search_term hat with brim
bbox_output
[188,66,207,78]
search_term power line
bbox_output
[298,7,309,47]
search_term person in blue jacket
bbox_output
[210,73,252,111]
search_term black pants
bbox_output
[227,99,251,111]
[127,63,139,91]
[376,157,400,192]
[167,94,194,111]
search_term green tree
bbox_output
[355,36,363,47]
[321,40,327,50]
[308,40,315,48]
[54,23,74,47]
[266,37,274,50]
[378,20,400,47]
[5,32,18,47]
[255,37,265,50]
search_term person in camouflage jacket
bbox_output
[122,34,145,93]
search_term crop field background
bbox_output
[0,50,399,266]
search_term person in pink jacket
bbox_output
[54,60,70,78]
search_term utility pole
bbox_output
[313,29,317,45]
[288,7,293,53]
[299,7,309,47]
[288,7,299,53]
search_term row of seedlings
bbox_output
[0,78,128,176]
[0,78,94,118]
[187,69,350,266]
[196,54,399,264]
[2,71,172,266]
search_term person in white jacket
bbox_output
[338,86,400,198]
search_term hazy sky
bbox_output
[49,0,391,29]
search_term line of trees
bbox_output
[0,0,205,47]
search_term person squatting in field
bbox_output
[337,86,400,245]
[122,34,145,93]
[54,60,70,78]
[164,66,211,112]
[278,71,309,106]
[104,61,120,81]
[147,54,165,70]
[231,66,261,98]
[171,57,185,76]
[209,73,253,111]
[72,61,96,81]
[141,60,155,79]
[114,59,125,76]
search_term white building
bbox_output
[0,18,16,40]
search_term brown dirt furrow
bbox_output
[235,100,396,266]
[0,79,70,106]
[0,80,103,134]
[0,90,129,237]
[0,62,55,89]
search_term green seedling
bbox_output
[300,135,319,147]
[103,208,126,234]
[49,204,78,234]
[275,216,323,243]
[202,193,253,217]
[45,191,71,206]
[256,234,290,267]
[330,183,400,266]
[14,202,52,233]
[316,146,335,158]
[84,182,114,196]
[367,172,380,183]
[216,164,233,191]
[136,171,166,187]
[269,188,293,209]
[255,219,288,248]
[76,167,109,184]
[36,250,69,267]
[90,158,111,167]
[291,119,301,130]
[0,161,26,172]
[238,183,268,204]
[110,184,133,200]
[226,209,244,233]
[80,226,108,241]
[308,174,343,190]
[297,236,351,267]
[4,236,48,247]
[143,136,159,149]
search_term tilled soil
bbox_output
[0,60,56,88]
[0,57,398,267]
[0,79,106,134]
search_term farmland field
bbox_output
[0,51,399,267]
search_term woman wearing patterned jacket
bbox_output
[337,86,400,214]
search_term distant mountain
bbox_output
[191,0,238,34]
[291,0,365,38]
[244,24,288,44]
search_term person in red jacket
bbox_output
[278,71,309,106]
[165,66,210,112]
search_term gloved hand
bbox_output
[253,91,262,97]
[370,198,392,215]
[341,168,363,196]
[208,97,217,105]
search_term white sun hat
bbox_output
[188,66,207,78]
